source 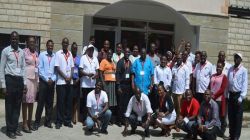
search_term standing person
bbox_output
[185,42,195,65]
[122,87,153,137]
[131,48,154,96]
[193,51,213,103]
[79,45,99,124]
[171,53,190,116]
[112,43,124,65]
[166,51,174,68]
[191,51,201,92]
[0,31,26,138]
[55,38,74,129]
[82,36,98,57]
[34,40,56,130]
[85,81,112,134]
[22,36,39,133]
[197,90,221,140]
[153,83,176,137]
[116,47,133,127]
[176,89,200,139]
[71,42,81,124]
[182,50,193,75]
[147,43,160,67]
[210,62,228,139]
[129,44,140,64]
[99,49,117,122]
[98,40,110,62]
[212,51,232,75]
[227,53,248,140]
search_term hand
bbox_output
[2,88,7,96]
[198,125,203,132]
[238,97,242,105]
[88,73,94,78]
[122,127,128,137]
[48,79,53,86]
[92,115,98,122]
[73,79,80,85]
[23,85,27,94]
[65,77,71,84]
[92,74,98,79]
[118,87,122,95]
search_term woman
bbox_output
[210,62,228,138]
[153,82,176,137]
[22,36,39,133]
[99,49,117,123]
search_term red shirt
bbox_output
[181,98,200,117]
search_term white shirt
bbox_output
[55,50,74,85]
[86,90,108,116]
[147,54,160,67]
[172,63,190,94]
[129,55,140,64]
[112,53,124,65]
[154,65,172,89]
[82,45,98,58]
[212,61,232,76]
[187,52,195,65]
[184,61,193,75]
[79,55,99,88]
[193,61,213,93]
[227,65,248,100]
[125,93,153,118]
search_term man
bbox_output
[0,31,26,138]
[147,43,160,67]
[71,42,81,124]
[227,53,248,140]
[116,47,133,127]
[98,40,110,62]
[176,89,200,139]
[79,45,99,124]
[55,38,74,129]
[131,48,154,96]
[166,51,174,68]
[112,43,124,65]
[182,50,193,75]
[193,51,213,103]
[212,51,232,75]
[82,36,98,57]
[122,87,153,137]
[197,90,221,140]
[185,42,195,65]
[85,81,112,134]
[34,40,56,130]
[172,53,190,115]
[129,44,140,64]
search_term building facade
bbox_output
[0,0,249,97]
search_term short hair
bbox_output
[46,39,54,46]
[89,35,95,41]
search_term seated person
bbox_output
[176,89,200,139]
[85,81,112,134]
[197,90,221,140]
[153,82,176,137]
[122,87,153,137]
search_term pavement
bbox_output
[0,99,250,140]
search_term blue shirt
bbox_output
[132,57,154,95]
[73,55,81,80]
[38,51,56,82]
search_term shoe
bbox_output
[15,130,23,136]
[88,127,94,132]
[117,122,122,127]
[55,124,61,129]
[22,127,31,133]
[7,132,16,139]
[44,123,53,128]
[64,123,73,128]
[144,130,150,137]
[130,128,136,135]
[33,123,39,131]
[222,135,230,140]
[100,129,108,134]
[28,125,36,131]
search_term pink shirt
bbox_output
[24,48,39,81]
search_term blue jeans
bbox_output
[85,110,112,131]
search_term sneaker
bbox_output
[100,129,108,134]
[7,132,16,139]
[15,130,23,136]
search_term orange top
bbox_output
[99,59,116,81]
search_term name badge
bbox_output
[125,74,130,79]
[111,74,116,79]
[35,67,38,73]
[74,68,78,74]
[15,68,21,74]
[137,116,142,121]
[140,71,145,76]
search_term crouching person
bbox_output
[85,81,112,134]
[176,89,200,139]
[122,87,153,137]
[197,90,221,140]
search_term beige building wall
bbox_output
[0,0,51,50]
[228,0,250,98]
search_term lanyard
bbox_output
[63,51,70,65]
[159,95,165,109]
[136,101,142,112]
[187,99,194,115]
[205,104,210,120]
[124,60,130,71]
[31,52,37,66]
[200,62,207,71]
[233,65,241,78]
[95,94,100,110]
[176,64,183,73]
[47,55,52,67]
[86,55,93,65]
[13,51,19,67]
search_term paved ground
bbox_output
[0,99,250,140]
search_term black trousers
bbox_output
[228,92,243,139]
[81,88,94,122]
[199,126,219,140]
[216,101,227,137]
[5,75,24,133]
[117,84,133,123]
[35,79,55,125]
[56,84,73,125]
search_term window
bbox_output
[93,17,118,26]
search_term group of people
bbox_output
[0,31,248,140]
